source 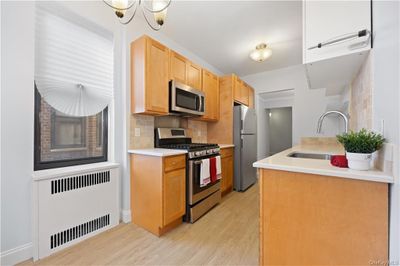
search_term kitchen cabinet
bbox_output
[248,86,254,108]
[220,147,234,196]
[303,0,371,64]
[259,169,388,265]
[201,69,219,121]
[169,50,187,84]
[234,77,249,106]
[207,74,234,144]
[131,36,169,115]
[186,61,202,90]
[130,154,186,236]
[169,50,202,90]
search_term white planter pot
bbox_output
[346,152,372,171]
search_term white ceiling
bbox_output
[161,0,303,76]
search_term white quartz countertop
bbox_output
[128,148,188,157]
[253,144,394,184]
[219,144,235,149]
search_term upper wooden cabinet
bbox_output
[201,69,219,121]
[303,0,371,64]
[131,36,169,115]
[248,86,254,108]
[169,50,202,90]
[186,62,202,90]
[233,76,249,106]
[169,50,187,84]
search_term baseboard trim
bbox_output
[1,243,32,266]
[121,209,131,223]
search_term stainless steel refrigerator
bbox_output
[233,105,257,191]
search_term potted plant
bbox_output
[336,129,385,171]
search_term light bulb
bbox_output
[112,0,128,18]
[152,0,168,26]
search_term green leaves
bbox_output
[336,129,385,154]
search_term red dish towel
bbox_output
[330,155,348,168]
[209,157,217,182]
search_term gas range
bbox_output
[155,128,220,159]
[155,127,222,223]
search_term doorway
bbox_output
[266,107,293,156]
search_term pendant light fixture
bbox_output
[249,43,272,62]
[104,0,171,30]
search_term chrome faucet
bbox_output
[317,110,349,134]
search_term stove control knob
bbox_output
[195,151,201,156]
[207,150,212,154]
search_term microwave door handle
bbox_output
[198,96,203,112]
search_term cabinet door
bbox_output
[163,168,186,226]
[146,38,169,114]
[202,70,219,121]
[303,0,371,63]
[186,62,202,90]
[170,51,187,84]
[221,155,233,195]
[248,86,254,108]
[234,78,242,104]
[240,82,249,106]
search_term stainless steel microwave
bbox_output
[169,80,205,116]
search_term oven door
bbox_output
[188,156,220,205]
[170,81,205,116]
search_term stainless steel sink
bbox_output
[287,152,331,160]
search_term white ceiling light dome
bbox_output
[249,43,272,62]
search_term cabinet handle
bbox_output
[308,29,370,50]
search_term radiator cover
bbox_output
[33,163,119,260]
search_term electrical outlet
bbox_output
[135,128,141,137]
[197,130,201,137]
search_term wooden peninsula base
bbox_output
[259,169,388,265]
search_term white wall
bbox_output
[243,64,342,158]
[1,2,35,264]
[0,2,223,264]
[372,0,400,261]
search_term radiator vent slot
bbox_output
[50,214,110,249]
[51,171,110,194]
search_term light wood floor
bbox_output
[21,184,259,266]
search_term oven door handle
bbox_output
[193,160,203,165]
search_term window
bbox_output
[33,5,112,170]
[34,88,108,170]
[51,111,87,149]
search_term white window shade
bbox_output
[35,6,114,117]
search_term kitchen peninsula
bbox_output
[253,140,394,265]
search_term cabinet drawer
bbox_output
[164,155,186,172]
[220,147,233,158]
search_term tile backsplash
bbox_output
[349,52,372,131]
[129,115,208,149]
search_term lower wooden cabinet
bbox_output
[130,154,186,236]
[220,147,234,196]
[259,169,388,265]
[163,168,186,226]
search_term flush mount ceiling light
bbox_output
[249,43,272,62]
[104,0,170,30]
